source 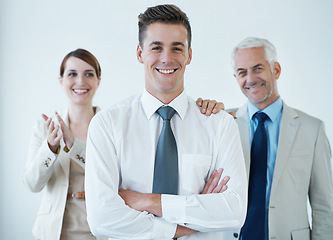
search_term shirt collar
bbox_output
[247,96,283,123]
[141,89,188,120]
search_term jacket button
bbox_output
[233,232,239,238]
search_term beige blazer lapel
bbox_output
[270,102,299,196]
[57,109,70,179]
[235,104,251,179]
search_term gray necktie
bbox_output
[152,106,178,195]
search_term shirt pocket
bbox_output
[181,154,212,193]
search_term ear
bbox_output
[137,44,144,64]
[273,62,281,80]
[97,77,101,87]
[186,46,192,65]
[59,76,63,85]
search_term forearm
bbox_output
[119,190,197,238]
[174,225,198,238]
[119,187,246,233]
[118,189,162,217]
[86,172,177,239]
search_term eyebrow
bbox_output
[149,41,162,47]
[236,63,264,72]
[66,69,94,72]
[252,64,264,69]
[149,41,185,47]
[236,67,246,72]
[172,42,185,47]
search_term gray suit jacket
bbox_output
[227,102,333,240]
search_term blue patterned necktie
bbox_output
[152,106,178,195]
[241,112,269,240]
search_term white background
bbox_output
[1,0,332,239]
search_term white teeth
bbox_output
[73,89,88,93]
[158,69,175,74]
[245,83,264,90]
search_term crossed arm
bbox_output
[117,99,228,238]
[118,168,230,238]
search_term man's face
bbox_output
[233,47,280,109]
[137,22,192,103]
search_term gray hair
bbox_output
[231,37,277,73]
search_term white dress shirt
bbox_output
[85,90,247,240]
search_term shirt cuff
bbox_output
[161,194,187,224]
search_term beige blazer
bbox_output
[227,102,333,240]
[23,108,103,240]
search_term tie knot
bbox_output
[157,106,176,121]
[254,112,269,123]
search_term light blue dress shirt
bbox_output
[247,97,283,239]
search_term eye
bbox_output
[68,72,77,77]
[238,71,246,77]
[85,72,95,77]
[152,46,162,51]
[173,47,183,52]
[254,67,263,72]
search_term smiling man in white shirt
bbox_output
[85,4,247,239]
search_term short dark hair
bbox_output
[138,4,192,48]
[60,48,101,78]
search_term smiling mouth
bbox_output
[73,89,89,94]
[245,82,265,90]
[156,68,177,74]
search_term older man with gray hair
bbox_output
[228,37,333,240]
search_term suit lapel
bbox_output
[235,104,251,179]
[270,103,299,196]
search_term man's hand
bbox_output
[196,98,237,118]
[196,98,224,116]
[202,168,230,194]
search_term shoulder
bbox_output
[283,103,323,126]
[91,93,141,124]
[187,98,238,128]
[226,107,239,113]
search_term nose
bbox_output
[246,70,256,83]
[77,74,85,85]
[160,49,173,64]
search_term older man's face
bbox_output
[234,47,280,109]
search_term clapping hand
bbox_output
[55,112,74,150]
[41,112,74,153]
[41,114,63,153]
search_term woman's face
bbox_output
[59,56,100,106]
